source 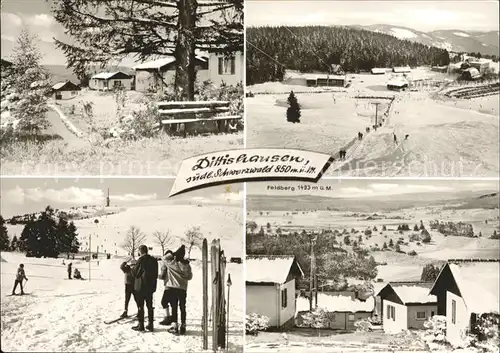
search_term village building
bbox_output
[296,292,374,330]
[246,255,304,330]
[461,68,482,81]
[207,51,244,86]
[387,76,409,91]
[283,70,346,87]
[371,68,387,75]
[133,56,209,93]
[392,66,412,74]
[377,282,437,334]
[51,81,81,100]
[89,71,133,91]
[429,260,500,347]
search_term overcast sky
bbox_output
[246,0,499,32]
[0,178,243,218]
[247,179,499,198]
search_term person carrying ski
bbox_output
[164,245,193,335]
[67,263,72,279]
[131,245,158,332]
[12,264,28,295]
[158,250,174,326]
[120,258,137,319]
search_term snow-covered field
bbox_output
[1,202,244,352]
[246,67,499,177]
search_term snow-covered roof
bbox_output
[392,284,436,304]
[91,72,130,80]
[246,255,304,284]
[393,66,411,73]
[133,55,208,70]
[387,77,409,87]
[371,68,387,73]
[463,67,481,78]
[285,70,345,81]
[448,262,500,314]
[52,81,68,90]
[297,294,375,313]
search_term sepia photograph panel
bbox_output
[0,0,243,176]
[245,0,499,177]
[0,178,244,352]
[245,179,499,352]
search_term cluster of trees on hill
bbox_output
[246,26,450,85]
[429,220,475,238]
[0,207,81,258]
[246,226,377,289]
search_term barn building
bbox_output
[246,255,304,330]
[51,81,81,100]
[296,292,374,330]
[392,66,411,74]
[387,76,409,91]
[377,282,437,334]
[371,68,387,75]
[89,71,133,91]
[429,260,500,347]
[207,51,244,87]
[134,56,209,93]
[461,68,482,81]
[283,70,346,87]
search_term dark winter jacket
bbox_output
[67,264,72,273]
[15,266,27,281]
[120,261,135,285]
[131,254,158,294]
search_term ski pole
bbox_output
[226,274,232,351]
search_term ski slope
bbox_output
[0,252,243,352]
[1,202,244,352]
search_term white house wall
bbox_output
[407,305,437,329]
[446,291,470,347]
[382,299,407,334]
[246,285,279,327]
[279,279,296,327]
[107,79,132,91]
[208,52,243,87]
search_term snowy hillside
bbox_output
[0,252,244,352]
[356,25,499,56]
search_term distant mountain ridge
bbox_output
[352,24,499,56]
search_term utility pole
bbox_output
[371,102,381,126]
[309,233,317,311]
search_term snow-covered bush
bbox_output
[354,318,373,332]
[301,307,328,335]
[245,313,270,336]
[422,315,447,345]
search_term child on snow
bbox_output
[12,264,28,295]
[158,250,174,326]
[120,258,137,319]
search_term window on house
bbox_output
[416,311,426,320]
[387,305,396,321]
[218,56,236,75]
[348,314,355,321]
[281,288,287,308]
[71,91,77,96]
[114,80,123,88]
[452,299,456,324]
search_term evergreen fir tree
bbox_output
[286,91,301,123]
[10,235,18,251]
[388,238,394,247]
[10,28,51,135]
[0,215,9,251]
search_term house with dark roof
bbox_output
[296,291,374,330]
[51,81,81,100]
[89,71,133,91]
[429,260,500,347]
[246,255,304,330]
[133,56,209,93]
[377,281,437,334]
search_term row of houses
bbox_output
[51,51,243,100]
[246,256,499,348]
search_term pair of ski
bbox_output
[7,293,32,296]
[104,314,148,325]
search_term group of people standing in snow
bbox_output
[120,244,192,335]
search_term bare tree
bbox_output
[122,226,147,259]
[153,230,173,255]
[185,226,203,258]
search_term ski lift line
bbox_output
[246,41,287,68]
[283,26,331,72]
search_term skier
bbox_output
[165,245,193,335]
[405,134,409,140]
[158,250,174,326]
[393,133,398,145]
[73,268,84,280]
[67,263,73,280]
[120,258,137,319]
[12,264,28,295]
[131,245,158,332]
